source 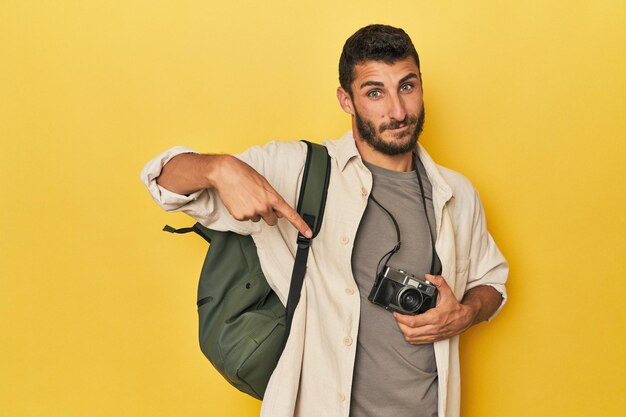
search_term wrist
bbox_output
[461,298,482,326]
[204,154,231,189]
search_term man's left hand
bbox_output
[393,274,478,345]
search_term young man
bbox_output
[142,24,508,417]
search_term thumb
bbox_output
[425,274,453,296]
[425,274,445,287]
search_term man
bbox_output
[142,24,508,417]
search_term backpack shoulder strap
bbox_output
[282,140,330,348]
[296,141,331,238]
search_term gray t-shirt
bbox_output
[350,158,441,417]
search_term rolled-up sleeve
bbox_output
[140,146,204,211]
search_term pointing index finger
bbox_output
[272,197,313,238]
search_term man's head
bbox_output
[339,24,420,98]
[337,25,425,160]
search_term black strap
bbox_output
[281,235,312,349]
[281,142,330,350]
[414,155,438,276]
[163,224,212,244]
[163,224,195,234]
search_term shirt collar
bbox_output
[416,143,453,203]
[335,130,361,172]
[334,130,453,202]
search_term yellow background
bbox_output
[2,1,625,416]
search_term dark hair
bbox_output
[339,24,420,96]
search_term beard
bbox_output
[355,104,425,156]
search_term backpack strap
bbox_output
[282,140,331,349]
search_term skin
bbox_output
[157,56,503,344]
[336,57,503,344]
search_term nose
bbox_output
[387,92,407,122]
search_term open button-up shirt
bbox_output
[141,131,509,417]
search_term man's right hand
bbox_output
[157,153,312,238]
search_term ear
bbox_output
[336,87,355,115]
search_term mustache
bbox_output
[379,114,419,133]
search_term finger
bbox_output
[425,274,445,287]
[425,275,453,299]
[393,311,434,328]
[405,331,439,344]
[261,210,279,226]
[397,321,437,337]
[271,196,312,238]
[396,321,439,344]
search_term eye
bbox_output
[400,83,414,93]
[367,89,383,98]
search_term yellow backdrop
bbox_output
[2,1,625,416]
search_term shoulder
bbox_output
[438,165,478,202]
[235,140,309,176]
[418,144,478,208]
[242,138,342,173]
[430,163,483,222]
[320,137,344,154]
[238,139,308,163]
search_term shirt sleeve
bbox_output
[464,188,509,320]
[140,146,202,210]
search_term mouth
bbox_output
[381,118,415,134]
[383,123,413,138]
[387,124,409,132]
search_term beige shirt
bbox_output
[141,131,509,417]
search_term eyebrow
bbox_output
[399,72,419,84]
[359,80,384,89]
[359,72,419,90]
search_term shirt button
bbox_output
[345,287,355,295]
[343,336,353,346]
[360,186,368,197]
[339,236,350,245]
[338,392,346,402]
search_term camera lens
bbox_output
[397,287,423,313]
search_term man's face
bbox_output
[341,57,424,156]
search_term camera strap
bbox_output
[369,153,437,276]
[414,154,438,276]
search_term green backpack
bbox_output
[163,141,330,399]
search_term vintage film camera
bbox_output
[368,266,438,315]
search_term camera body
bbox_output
[368,266,438,315]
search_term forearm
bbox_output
[156,152,231,195]
[152,150,311,235]
[461,285,503,326]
